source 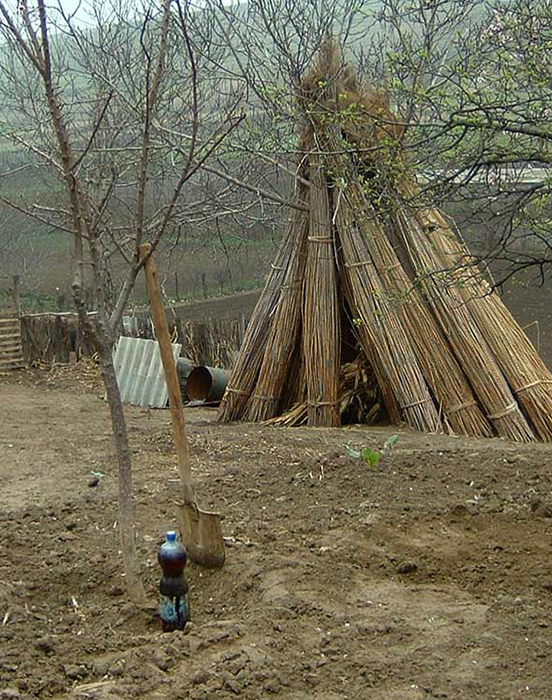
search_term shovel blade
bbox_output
[177,503,225,569]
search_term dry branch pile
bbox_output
[218,40,552,442]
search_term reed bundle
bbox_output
[323,141,491,436]
[335,192,441,433]
[217,182,308,422]
[416,206,552,441]
[245,196,309,422]
[311,122,440,433]
[318,119,492,435]
[393,204,535,442]
[302,151,341,427]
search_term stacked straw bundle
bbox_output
[244,194,309,422]
[218,39,552,443]
[218,182,308,422]
[331,179,441,432]
[414,205,552,441]
[302,150,341,426]
[317,123,492,437]
[392,206,534,442]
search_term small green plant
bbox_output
[345,434,400,469]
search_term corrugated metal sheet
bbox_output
[114,336,181,408]
[0,312,24,371]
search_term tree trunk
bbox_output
[98,338,146,604]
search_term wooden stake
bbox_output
[12,275,21,316]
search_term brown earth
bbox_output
[501,280,552,370]
[1,367,552,700]
[167,290,262,324]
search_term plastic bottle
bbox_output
[158,531,190,632]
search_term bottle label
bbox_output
[160,595,190,627]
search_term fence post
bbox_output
[12,275,21,316]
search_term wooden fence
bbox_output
[128,314,246,369]
[19,311,247,369]
[20,312,97,365]
[0,311,24,370]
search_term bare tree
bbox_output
[0,0,249,601]
[357,0,552,284]
[1,0,355,600]
[207,0,552,285]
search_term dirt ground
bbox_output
[1,367,552,700]
[169,291,261,325]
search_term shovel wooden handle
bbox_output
[139,243,194,504]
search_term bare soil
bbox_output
[501,280,552,370]
[1,367,552,700]
[167,290,262,324]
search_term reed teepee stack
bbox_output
[218,40,552,443]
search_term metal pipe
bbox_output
[177,358,194,401]
[186,366,230,403]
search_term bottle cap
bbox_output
[166,531,177,542]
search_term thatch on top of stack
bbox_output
[218,39,552,442]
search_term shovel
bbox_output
[139,243,225,569]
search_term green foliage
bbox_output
[344,434,400,470]
[371,0,552,279]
